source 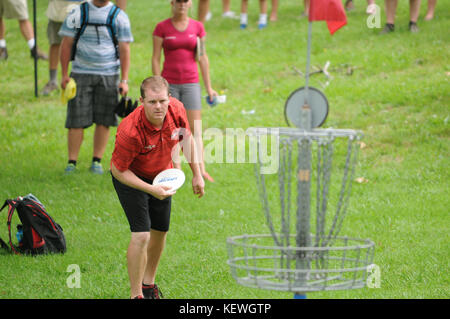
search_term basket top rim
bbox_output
[227,233,375,251]
[247,127,363,139]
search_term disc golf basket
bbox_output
[226,21,374,298]
[226,127,375,298]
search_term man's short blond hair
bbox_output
[140,76,169,98]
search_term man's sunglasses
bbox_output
[175,0,189,3]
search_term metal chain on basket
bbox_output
[229,128,373,293]
[323,135,360,247]
[253,129,362,262]
[254,134,282,248]
[315,135,334,247]
[278,138,291,250]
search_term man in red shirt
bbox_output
[111,76,204,299]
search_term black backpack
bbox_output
[71,2,121,61]
[0,194,66,255]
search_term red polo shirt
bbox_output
[111,97,190,180]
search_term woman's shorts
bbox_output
[65,73,119,129]
[169,83,202,110]
[112,174,172,233]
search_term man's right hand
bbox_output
[151,184,176,200]
[61,75,71,90]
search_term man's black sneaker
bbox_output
[380,23,395,34]
[30,46,48,60]
[0,47,8,60]
[409,21,419,33]
[142,283,164,299]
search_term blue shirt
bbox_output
[59,1,133,75]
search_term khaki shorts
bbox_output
[47,20,63,45]
[0,0,29,20]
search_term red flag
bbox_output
[309,0,347,35]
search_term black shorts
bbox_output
[112,175,171,233]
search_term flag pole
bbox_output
[304,21,312,105]
[293,20,313,301]
[33,0,38,97]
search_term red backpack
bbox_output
[0,194,66,255]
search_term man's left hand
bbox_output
[118,82,129,96]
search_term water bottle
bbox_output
[16,225,23,244]
[205,95,218,107]
[205,95,226,107]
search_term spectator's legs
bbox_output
[198,0,210,24]
[259,0,268,15]
[240,0,248,28]
[408,0,421,32]
[409,0,421,23]
[0,18,6,60]
[385,0,398,25]
[19,19,48,59]
[425,0,437,20]
[68,128,84,162]
[93,124,110,160]
[303,0,310,16]
[49,44,60,76]
[223,0,231,13]
[0,18,5,40]
[270,0,278,21]
[18,19,33,42]
[41,43,61,95]
[258,0,268,28]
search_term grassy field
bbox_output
[0,0,448,299]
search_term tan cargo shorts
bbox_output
[0,0,29,20]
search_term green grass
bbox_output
[0,0,449,299]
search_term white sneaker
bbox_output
[240,13,248,28]
[222,11,237,19]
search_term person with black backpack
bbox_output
[59,0,133,175]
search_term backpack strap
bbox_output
[0,201,9,250]
[106,4,121,59]
[0,237,8,250]
[0,199,21,255]
[70,3,121,61]
[70,2,89,61]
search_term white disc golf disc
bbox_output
[153,168,186,191]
